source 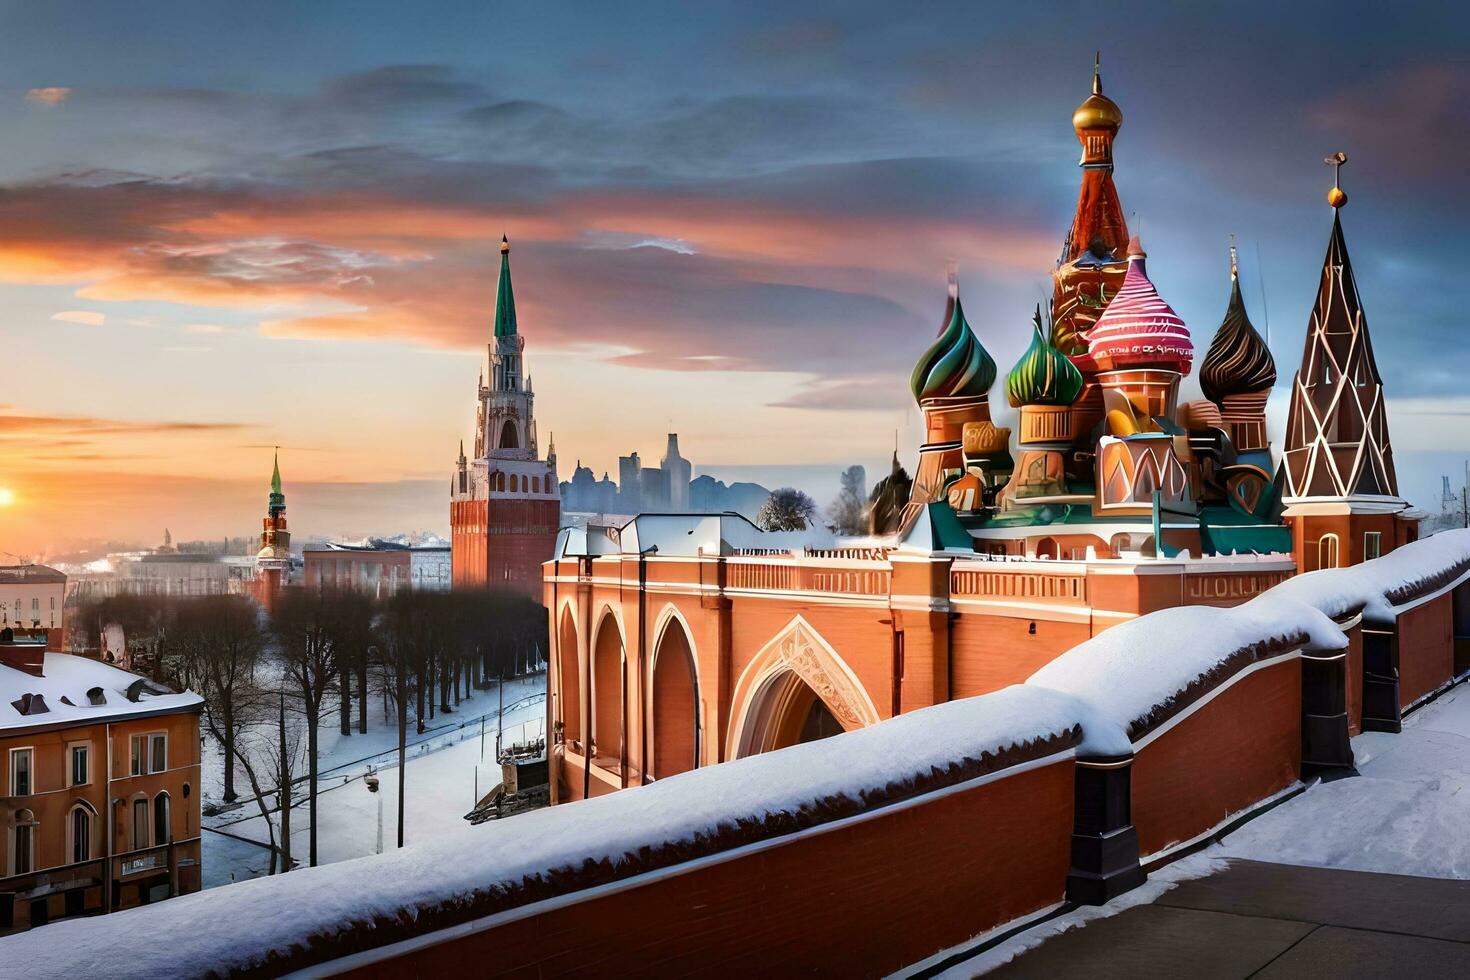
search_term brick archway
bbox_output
[728,616,881,759]
[649,614,699,779]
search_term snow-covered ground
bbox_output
[1215,682,1470,877]
[939,679,1470,976]
[202,671,547,887]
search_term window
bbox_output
[130,733,168,775]
[71,806,91,864]
[13,814,35,875]
[1364,531,1382,561]
[70,744,89,786]
[132,798,149,850]
[9,748,32,796]
[154,793,171,845]
[151,733,167,773]
[1318,533,1341,570]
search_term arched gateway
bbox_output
[729,616,881,759]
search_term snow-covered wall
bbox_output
[9,530,1470,977]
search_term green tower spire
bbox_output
[494,235,517,338]
[269,447,286,515]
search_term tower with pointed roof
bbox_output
[1281,159,1415,570]
[255,449,292,608]
[450,237,561,596]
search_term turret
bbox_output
[1200,243,1276,451]
[1087,234,1193,427]
[905,274,997,519]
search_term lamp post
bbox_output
[364,769,382,855]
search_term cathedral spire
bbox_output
[1052,56,1130,361]
[269,447,285,516]
[1282,156,1398,500]
[494,235,517,338]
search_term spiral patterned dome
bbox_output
[1086,236,1193,374]
[1200,265,1276,404]
[910,290,997,402]
[1006,306,1085,407]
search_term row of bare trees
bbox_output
[71,586,548,872]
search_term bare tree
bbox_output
[270,589,341,868]
[176,595,261,803]
[826,465,868,535]
[756,487,818,531]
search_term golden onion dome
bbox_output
[1073,56,1122,134]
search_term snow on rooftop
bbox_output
[0,653,201,731]
[556,512,836,559]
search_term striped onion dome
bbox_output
[1200,257,1275,403]
[910,287,997,402]
[1086,235,1193,374]
[1006,305,1084,407]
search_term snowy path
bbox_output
[202,673,547,888]
[1215,682,1470,878]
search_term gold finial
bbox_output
[1229,234,1239,280]
[1093,51,1102,95]
[1325,152,1348,208]
[500,234,510,253]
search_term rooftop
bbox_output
[0,563,67,585]
[0,652,202,732]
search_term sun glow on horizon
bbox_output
[0,487,15,507]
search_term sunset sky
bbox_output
[0,1,1465,556]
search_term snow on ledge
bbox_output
[1026,595,1346,742]
[1268,527,1470,623]
[2,686,1095,978]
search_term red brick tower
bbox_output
[254,449,291,609]
[450,237,561,597]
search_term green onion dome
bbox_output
[910,289,997,403]
[1006,305,1085,407]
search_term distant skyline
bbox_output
[0,1,1465,554]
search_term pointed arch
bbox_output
[727,615,881,759]
[556,601,582,744]
[649,605,700,778]
[590,606,626,766]
[499,419,519,450]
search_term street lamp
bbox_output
[364,769,382,855]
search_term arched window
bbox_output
[499,419,519,450]
[153,792,171,846]
[131,797,149,851]
[70,803,94,864]
[12,808,36,875]
[531,476,540,493]
[1318,533,1341,570]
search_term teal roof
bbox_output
[494,236,517,338]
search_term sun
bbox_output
[0,487,15,507]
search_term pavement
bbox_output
[935,681,1470,978]
[987,859,1470,978]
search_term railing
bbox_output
[951,565,1087,604]
[727,560,891,597]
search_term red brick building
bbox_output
[451,237,561,598]
[545,65,1420,804]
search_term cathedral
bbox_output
[543,62,1420,802]
[451,237,562,597]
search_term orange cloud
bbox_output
[26,86,72,106]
